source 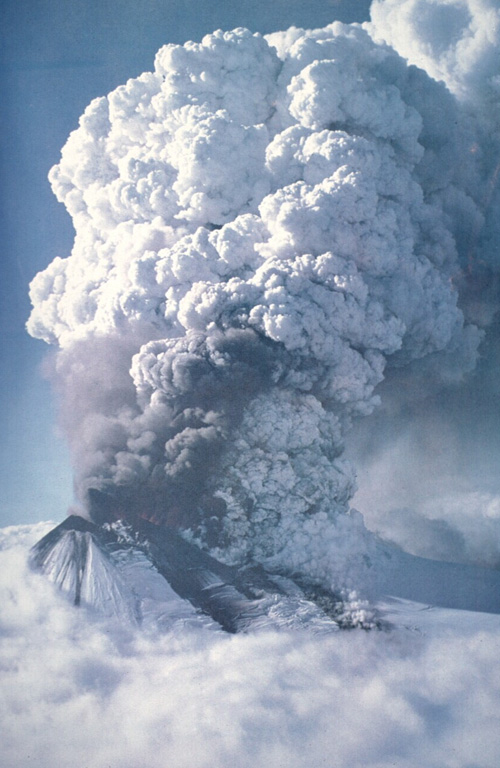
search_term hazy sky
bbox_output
[0,0,371,527]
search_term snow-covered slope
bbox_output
[30,515,500,635]
[30,516,139,622]
[377,596,500,637]
[30,515,359,632]
[371,540,500,615]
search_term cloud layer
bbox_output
[2,525,500,768]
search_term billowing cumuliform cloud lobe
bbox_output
[27,1,500,581]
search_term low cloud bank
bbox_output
[2,525,500,768]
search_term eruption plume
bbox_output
[28,4,500,591]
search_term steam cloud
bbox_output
[27,0,500,584]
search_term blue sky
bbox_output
[0,1,371,526]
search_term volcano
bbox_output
[25,8,500,636]
[30,510,370,633]
[30,507,500,633]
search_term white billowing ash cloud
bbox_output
[345,0,500,568]
[369,0,500,315]
[28,6,498,580]
[370,0,500,106]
